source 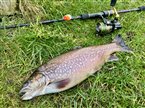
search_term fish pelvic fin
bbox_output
[107,54,119,62]
[112,34,132,53]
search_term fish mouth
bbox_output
[19,92,29,100]
[19,88,34,100]
[19,86,45,100]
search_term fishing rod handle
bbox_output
[80,12,103,19]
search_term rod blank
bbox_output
[0,6,144,29]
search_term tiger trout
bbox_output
[20,34,132,100]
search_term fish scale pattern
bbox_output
[39,49,104,81]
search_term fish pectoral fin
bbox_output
[108,54,119,62]
[55,78,70,89]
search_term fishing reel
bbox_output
[96,0,122,35]
[96,16,122,35]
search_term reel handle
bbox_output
[110,0,117,7]
[139,6,145,11]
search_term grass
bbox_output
[0,0,145,107]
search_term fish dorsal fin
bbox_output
[108,54,119,62]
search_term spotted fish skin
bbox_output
[20,35,131,100]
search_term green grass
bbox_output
[0,0,145,107]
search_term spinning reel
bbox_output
[96,0,122,35]
[96,16,122,35]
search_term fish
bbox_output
[19,34,132,100]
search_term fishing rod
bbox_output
[0,1,145,35]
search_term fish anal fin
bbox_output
[108,54,119,62]
[56,78,70,89]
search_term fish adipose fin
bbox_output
[108,54,119,62]
[112,34,132,52]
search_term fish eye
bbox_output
[23,82,29,87]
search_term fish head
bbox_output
[19,72,47,100]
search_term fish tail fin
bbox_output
[112,34,132,52]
